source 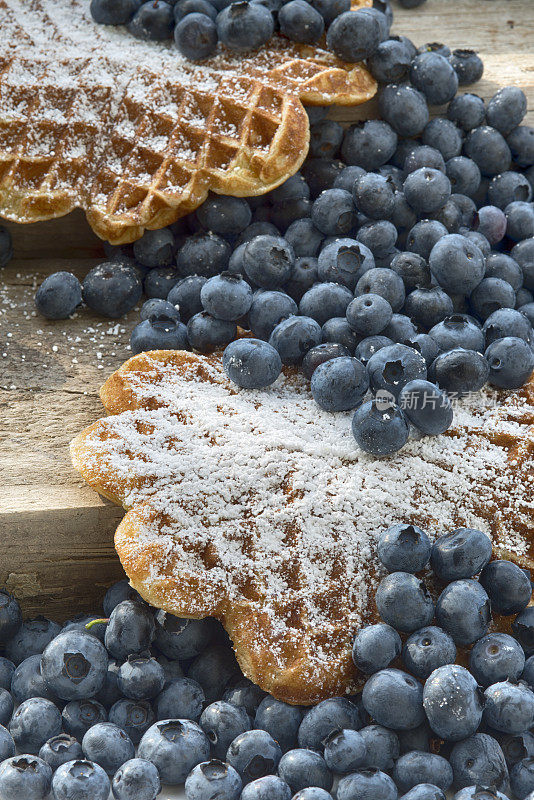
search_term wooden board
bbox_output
[1,0,533,617]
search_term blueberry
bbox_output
[103,581,144,617]
[310,356,368,412]
[242,236,294,289]
[470,277,516,320]
[278,749,332,792]
[359,724,399,771]
[90,0,138,24]
[10,655,58,705]
[173,9,218,56]
[341,121,397,170]
[429,314,483,351]
[61,699,107,741]
[376,572,434,633]
[105,601,155,661]
[510,758,534,800]
[354,335,393,365]
[223,339,282,389]
[404,333,441,367]
[447,94,486,132]
[429,233,484,295]
[237,221,280,245]
[397,721,432,756]
[383,313,417,342]
[35,272,82,319]
[352,623,401,675]
[513,238,534,289]
[177,233,232,278]
[253,697,302,753]
[109,698,155,744]
[298,698,361,751]
[174,0,217,21]
[400,786,446,800]
[354,173,395,220]
[226,729,282,784]
[479,560,532,615]
[450,193,477,226]
[398,379,454,435]
[128,0,174,38]
[368,37,412,84]
[94,660,122,709]
[318,239,374,291]
[389,252,430,292]
[216,1,273,49]
[197,196,252,235]
[184,759,242,800]
[507,124,534,168]
[196,701,249,760]
[111,758,161,800]
[268,315,321,365]
[5,616,61,666]
[116,654,164,701]
[41,629,108,701]
[436,579,491,646]
[489,171,533,210]
[326,9,381,61]
[485,255,524,292]
[188,644,240,705]
[410,52,458,105]
[499,730,534,767]
[285,220,323,259]
[430,347,489,395]
[445,156,481,199]
[352,398,410,456]
[154,611,211,660]
[0,659,14,694]
[485,86,527,136]
[356,267,405,312]
[139,298,180,324]
[321,317,361,352]
[81,722,135,775]
[82,262,142,317]
[450,733,510,793]
[240,775,291,800]
[423,664,483,740]
[453,787,509,800]
[484,680,534,735]
[367,343,427,399]
[200,273,253,321]
[470,632,525,689]
[0,755,52,800]
[358,221,398,259]
[362,668,424,730]
[378,524,431,574]
[404,146,446,176]
[485,336,534,388]
[132,229,173,269]
[9,697,61,754]
[310,189,355,237]
[423,118,463,161]
[464,126,512,177]
[402,626,456,680]
[130,316,188,354]
[448,47,484,85]
[323,729,367,775]
[337,767,398,800]
[418,42,451,56]
[0,726,14,763]
[393,752,453,793]
[223,679,266,718]
[186,311,236,352]
[278,0,324,43]
[345,295,389,339]
[505,200,534,241]
[39,734,83,771]
[52,759,110,800]
[0,595,22,650]
[513,607,534,657]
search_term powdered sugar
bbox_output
[79,353,534,682]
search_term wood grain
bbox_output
[1,0,533,616]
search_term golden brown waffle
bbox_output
[71,350,534,705]
[0,0,376,244]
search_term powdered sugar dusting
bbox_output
[79,353,534,683]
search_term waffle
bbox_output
[0,0,376,244]
[71,350,534,705]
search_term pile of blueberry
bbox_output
[89,0,424,64]
[0,528,532,800]
[34,3,534,456]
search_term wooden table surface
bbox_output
[1,0,533,617]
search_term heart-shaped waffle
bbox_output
[71,350,534,704]
[0,0,376,244]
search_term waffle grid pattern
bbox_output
[0,0,376,242]
[70,351,534,704]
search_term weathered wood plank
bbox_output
[1,0,533,616]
